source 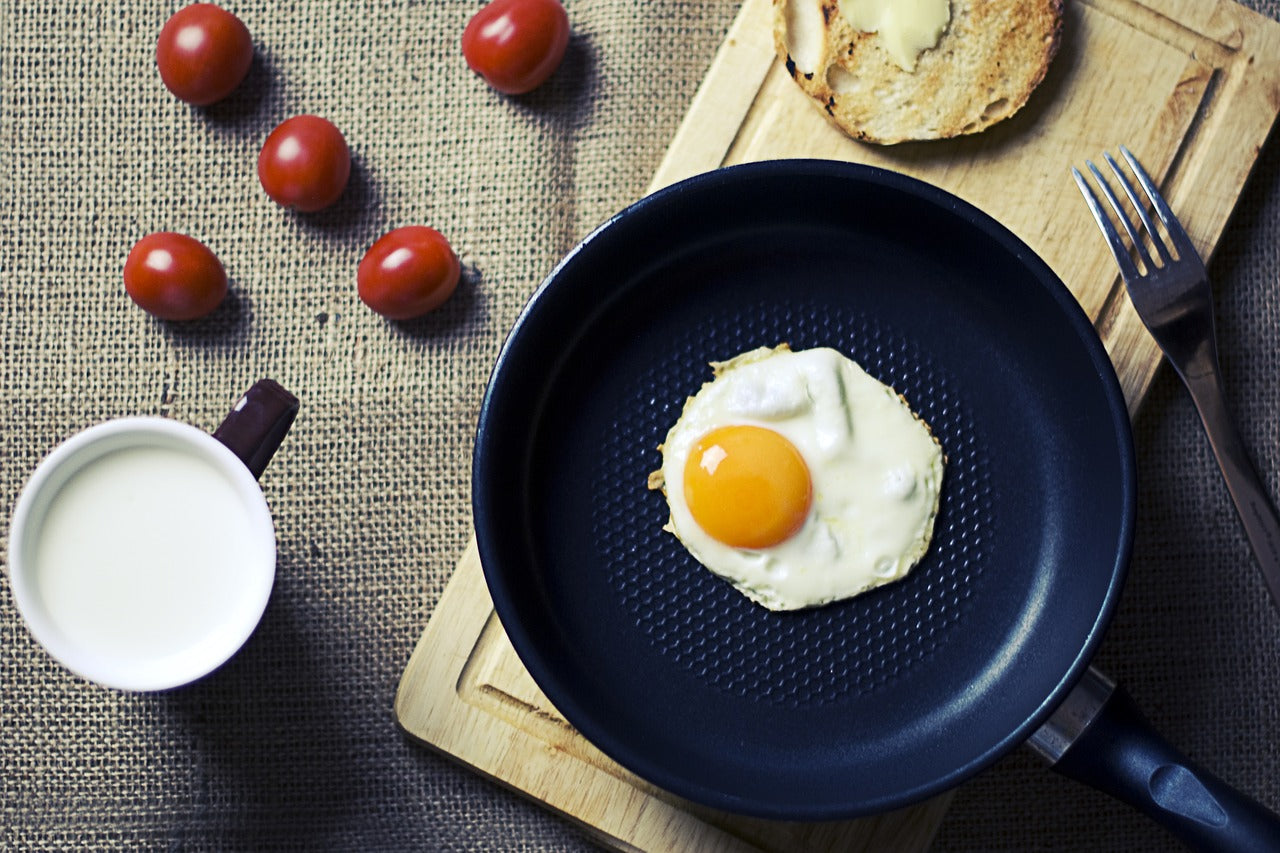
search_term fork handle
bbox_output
[1184,372,1280,608]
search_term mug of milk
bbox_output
[7,379,299,691]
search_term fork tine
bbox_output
[1072,166,1141,281]
[1102,152,1173,267]
[1118,145,1198,259]
[1085,159,1159,272]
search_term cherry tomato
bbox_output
[462,0,570,95]
[123,232,228,321]
[257,115,351,212]
[156,4,253,106]
[358,226,461,320]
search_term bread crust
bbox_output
[773,0,1064,144]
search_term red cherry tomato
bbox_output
[462,0,570,95]
[257,115,351,212]
[358,226,461,320]
[123,232,228,321]
[156,4,253,106]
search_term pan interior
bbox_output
[475,161,1134,819]
[595,294,989,707]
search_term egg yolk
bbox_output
[683,425,813,549]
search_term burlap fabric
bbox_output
[2,1,1277,849]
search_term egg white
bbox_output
[652,344,944,610]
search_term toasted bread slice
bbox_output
[773,0,1063,144]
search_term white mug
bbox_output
[7,380,298,691]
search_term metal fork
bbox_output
[1073,146,1280,611]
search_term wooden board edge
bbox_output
[393,539,774,853]
[393,538,486,730]
[647,0,776,193]
[1096,0,1280,413]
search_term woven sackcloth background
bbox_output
[3,0,1279,849]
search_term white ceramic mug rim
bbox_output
[8,416,276,691]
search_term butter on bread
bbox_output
[773,0,1063,144]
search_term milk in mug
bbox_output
[31,442,269,667]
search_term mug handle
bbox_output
[213,379,300,479]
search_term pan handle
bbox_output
[1030,667,1280,852]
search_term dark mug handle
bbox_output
[213,379,300,480]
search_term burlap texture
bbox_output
[1,1,1277,850]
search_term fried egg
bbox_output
[649,344,944,610]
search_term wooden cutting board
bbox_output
[396,0,1280,849]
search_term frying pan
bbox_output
[474,160,1280,848]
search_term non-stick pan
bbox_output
[474,160,1280,849]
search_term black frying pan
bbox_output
[474,160,1280,848]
